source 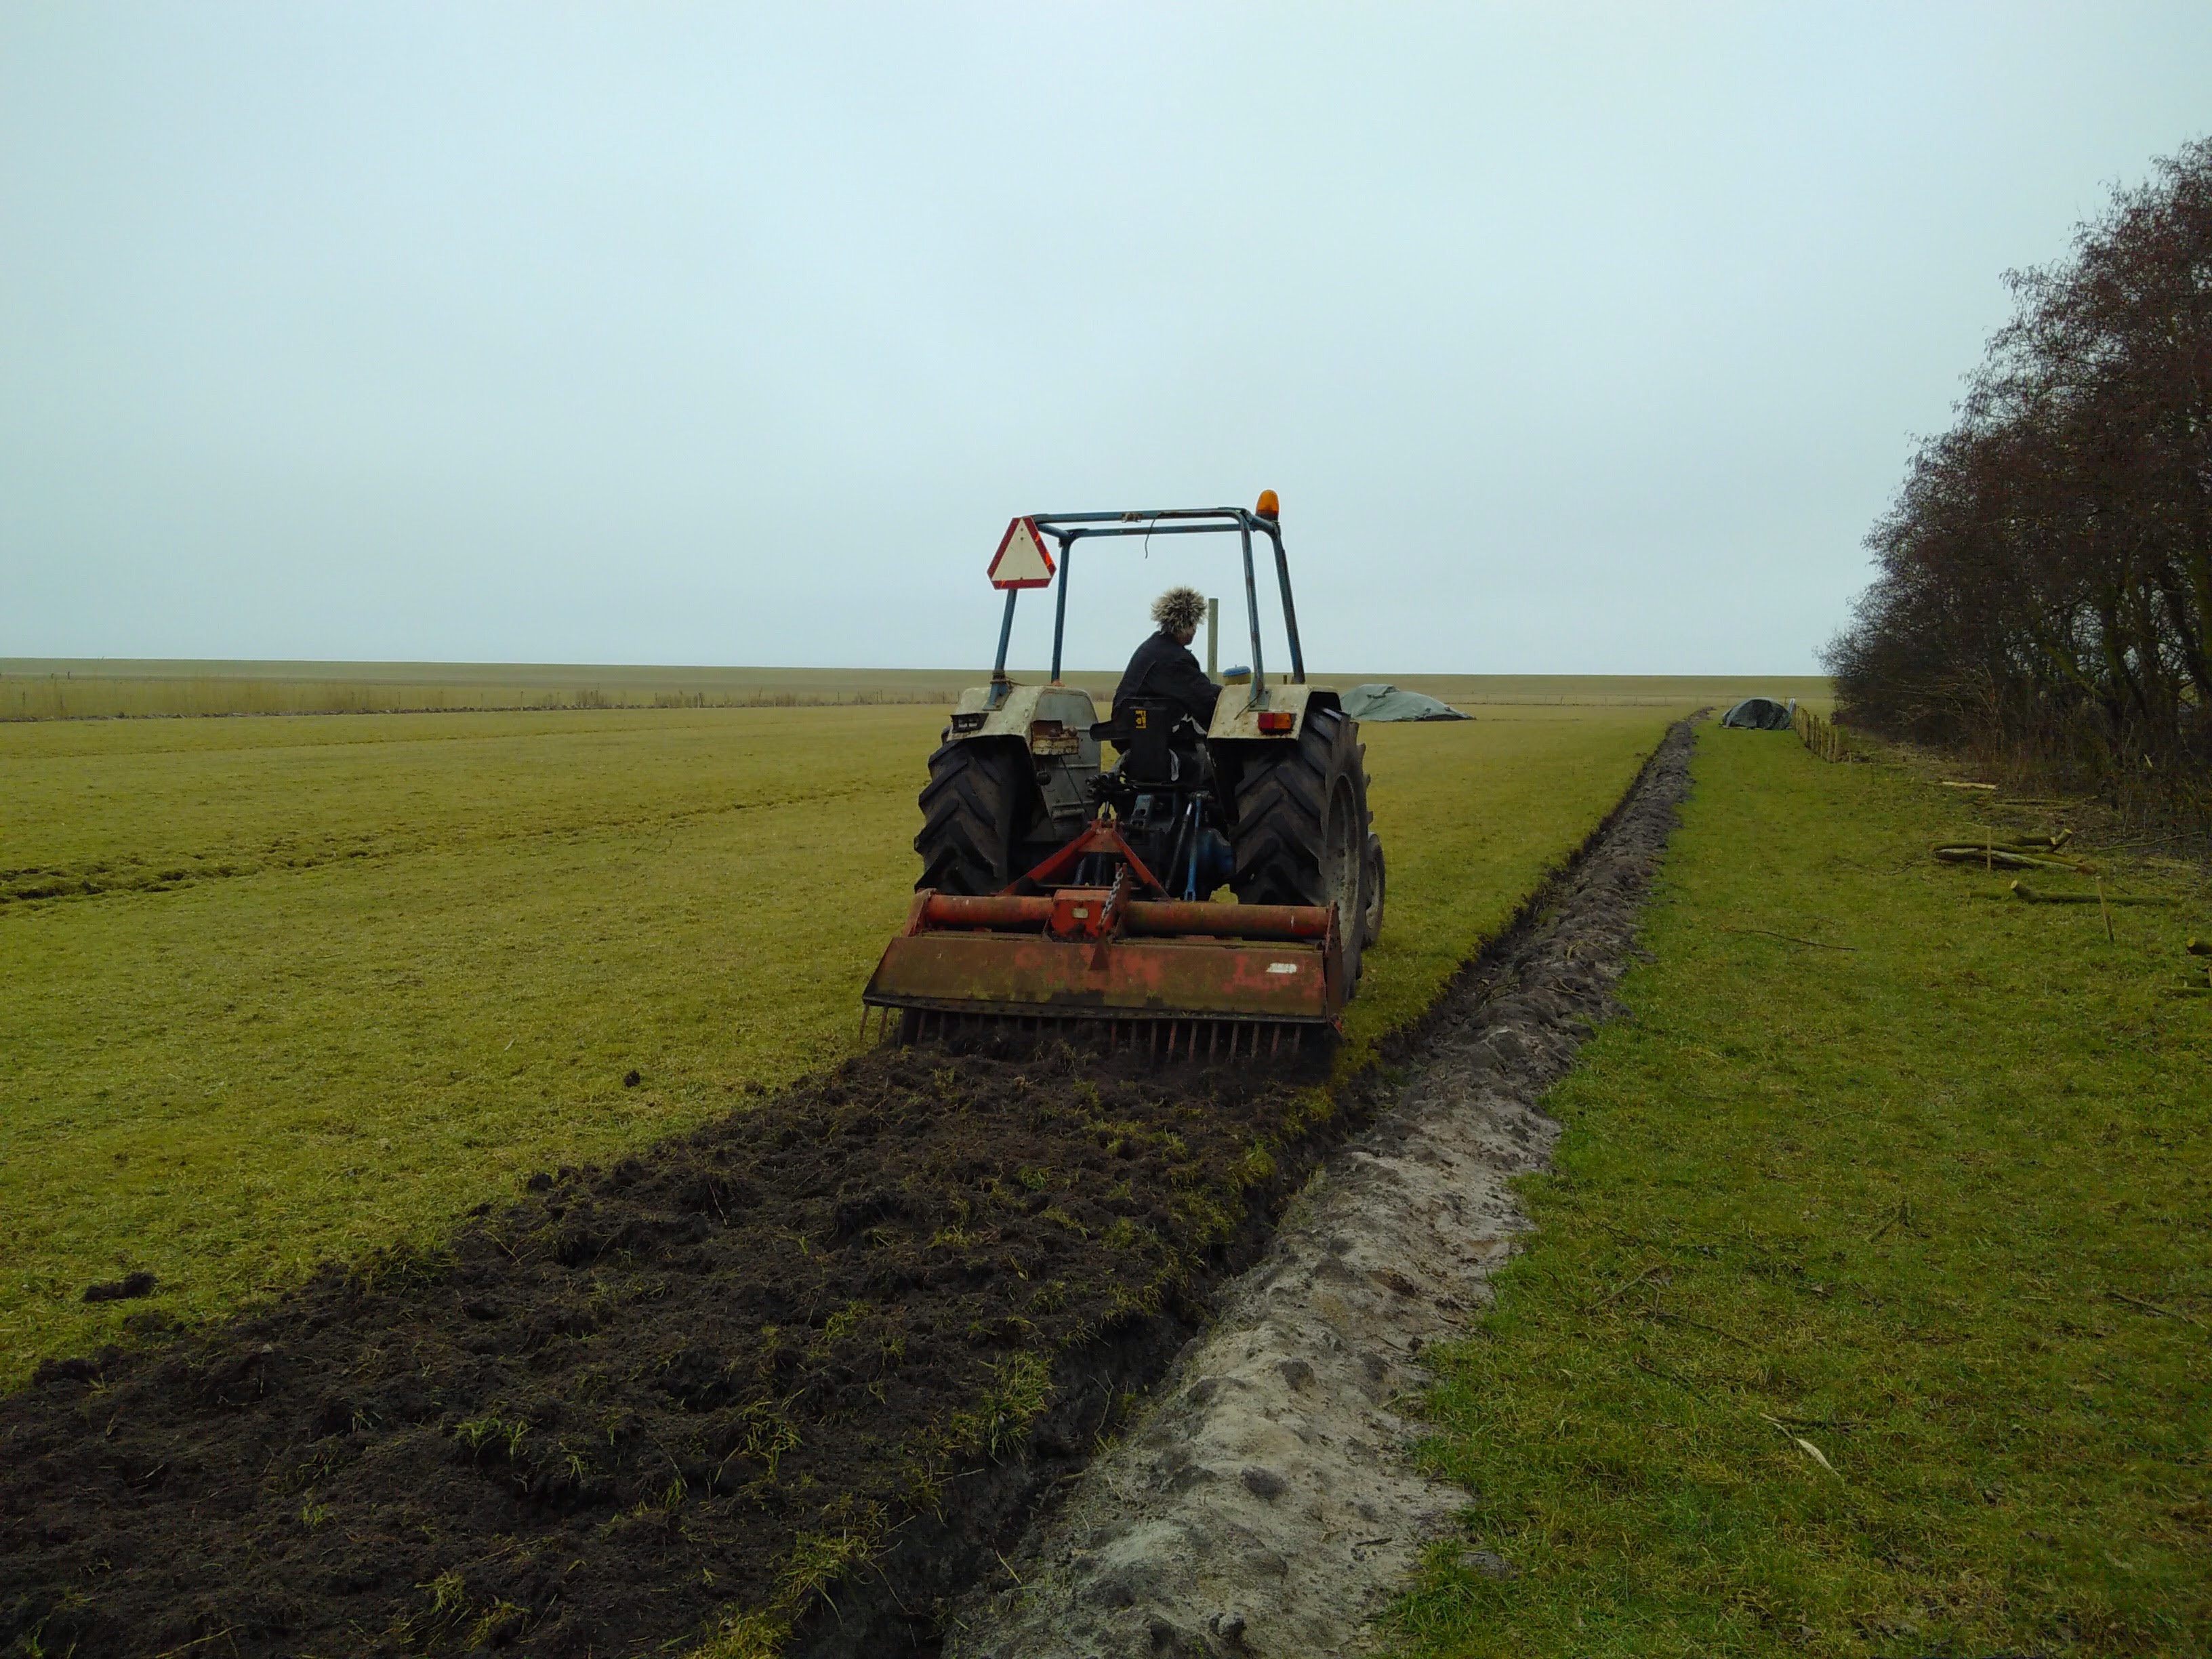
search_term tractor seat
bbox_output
[1090,699,1192,789]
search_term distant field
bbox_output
[1,699,1685,1385]
[0,660,974,720]
[1,658,1827,720]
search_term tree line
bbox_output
[1827,138,2211,825]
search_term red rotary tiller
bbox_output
[863,817,1347,1057]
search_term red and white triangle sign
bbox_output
[987,516,1056,590]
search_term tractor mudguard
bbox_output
[946,682,1103,759]
[942,682,1104,834]
[1204,684,1340,743]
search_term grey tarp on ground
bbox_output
[1338,683,1472,722]
[1720,696,1797,730]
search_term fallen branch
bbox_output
[1631,1351,1711,1400]
[1939,780,1997,790]
[1647,1304,1759,1348]
[1717,926,1857,951]
[1866,1198,1910,1242]
[2103,1288,2207,1331]
[1979,829,2073,851]
[1759,1413,1843,1479]
[1593,1263,1668,1308]
[2009,881,2176,907]
[1931,845,2096,873]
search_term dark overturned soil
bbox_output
[0,1040,1346,1658]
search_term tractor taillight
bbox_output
[1256,711,1294,734]
[950,712,987,733]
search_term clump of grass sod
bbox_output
[1,696,1683,1387]
[1391,726,2212,1658]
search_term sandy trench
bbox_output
[942,718,1697,1658]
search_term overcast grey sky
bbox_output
[4,4,2209,675]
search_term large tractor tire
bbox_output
[1361,831,1386,948]
[915,737,1029,895]
[1229,707,1370,989]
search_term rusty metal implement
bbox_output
[863,820,1345,1056]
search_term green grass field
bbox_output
[1393,729,2212,1657]
[1,694,1684,1387]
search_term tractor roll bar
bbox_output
[987,507,1305,708]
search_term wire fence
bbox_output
[1794,702,1846,763]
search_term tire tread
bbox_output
[914,739,1025,894]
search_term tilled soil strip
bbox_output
[948,717,1696,1658]
[1,1047,1334,1658]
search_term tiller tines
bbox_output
[863,820,1343,1054]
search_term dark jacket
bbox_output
[1113,630,1221,729]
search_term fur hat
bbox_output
[1151,586,1207,634]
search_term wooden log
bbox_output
[1931,846,2096,873]
[2008,880,2177,907]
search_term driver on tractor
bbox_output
[1112,586,1219,736]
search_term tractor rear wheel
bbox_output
[915,737,1029,895]
[1229,707,1369,988]
[1361,831,1386,947]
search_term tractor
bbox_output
[863,494,1384,1057]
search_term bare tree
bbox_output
[1827,138,2212,825]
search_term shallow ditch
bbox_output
[0,720,1694,1659]
[943,716,1697,1657]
